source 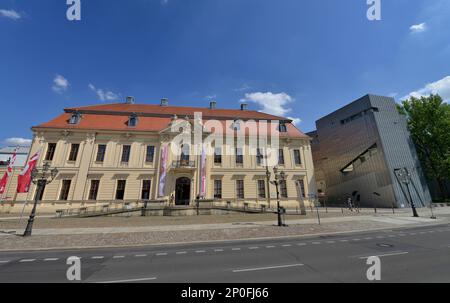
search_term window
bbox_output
[146,146,155,163]
[96,145,106,162]
[68,144,80,161]
[256,149,264,166]
[236,148,243,165]
[115,180,126,200]
[232,120,241,131]
[180,144,190,163]
[278,149,285,165]
[294,149,302,166]
[340,107,379,125]
[236,180,245,199]
[280,180,288,198]
[141,180,151,200]
[59,180,72,201]
[298,179,306,198]
[340,144,378,175]
[69,112,81,124]
[45,143,57,161]
[128,114,138,127]
[214,148,222,165]
[214,180,222,199]
[258,180,266,199]
[121,145,131,163]
[88,180,100,200]
[279,122,287,133]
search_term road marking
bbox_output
[312,242,321,245]
[135,254,147,258]
[249,247,259,250]
[20,259,36,263]
[92,256,104,260]
[176,251,187,255]
[93,277,157,283]
[155,253,167,256]
[233,264,304,273]
[0,260,10,264]
[282,244,292,247]
[196,250,206,253]
[339,239,349,242]
[326,241,335,244]
[358,251,409,259]
[364,237,372,240]
[352,238,361,241]
[214,249,224,252]
[44,258,59,261]
[266,245,276,248]
[297,243,307,246]
[113,256,125,259]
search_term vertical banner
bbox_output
[17,149,41,193]
[158,144,169,197]
[200,146,207,198]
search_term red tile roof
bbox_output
[35,103,310,139]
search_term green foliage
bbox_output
[398,94,450,198]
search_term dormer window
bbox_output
[69,112,81,125]
[231,120,241,131]
[279,122,288,133]
[128,114,138,127]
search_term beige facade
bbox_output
[1,103,317,214]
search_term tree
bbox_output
[397,94,450,199]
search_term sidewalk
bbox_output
[0,207,448,251]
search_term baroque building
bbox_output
[11,98,317,212]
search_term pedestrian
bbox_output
[347,197,353,212]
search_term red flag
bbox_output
[0,149,17,195]
[17,149,41,194]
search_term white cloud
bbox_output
[0,9,21,20]
[204,94,217,100]
[4,137,32,146]
[410,22,427,33]
[241,91,301,124]
[288,117,302,126]
[52,74,69,94]
[88,84,120,102]
[402,76,450,102]
[233,84,252,92]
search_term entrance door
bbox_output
[175,177,191,206]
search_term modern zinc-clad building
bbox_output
[308,94,432,208]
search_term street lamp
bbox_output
[23,162,58,237]
[267,166,286,227]
[395,168,419,218]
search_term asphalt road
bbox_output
[0,223,449,283]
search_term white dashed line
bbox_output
[196,250,206,253]
[155,253,168,256]
[312,242,321,245]
[339,239,349,242]
[214,249,224,252]
[92,256,104,260]
[249,247,259,250]
[93,277,157,283]
[20,259,36,263]
[113,256,125,259]
[297,243,307,246]
[282,244,292,247]
[0,261,10,264]
[176,251,187,255]
[364,238,372,240]
[358,251,409,259]
[232,248,241,251]
[44,258,59,262]
[232,264,304,273]
[135,254,147,258]
[266,246,276,248]
[352,239,361,241]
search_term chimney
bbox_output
[160,98,169,106]
[240,103,248,111]
[126,96,135,104]
[209,100,217,109]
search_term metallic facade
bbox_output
[309,94,432,208]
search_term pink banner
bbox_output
[158,144,169,197]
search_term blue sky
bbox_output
[1,0,449,146]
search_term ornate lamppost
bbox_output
[23,162,58,237]
[266,166,286,227]
[395,168,419,218]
